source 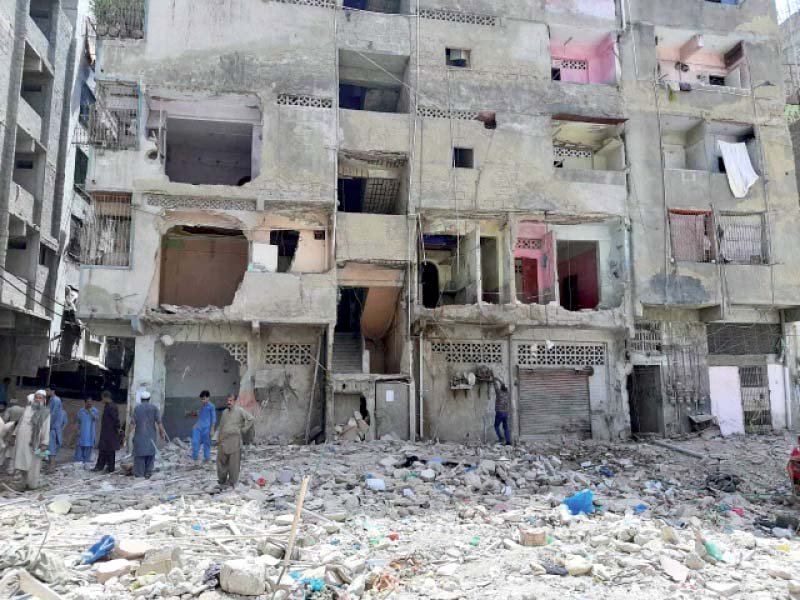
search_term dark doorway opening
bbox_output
[337,288,366,333]
[557,241,599,311]
[628,365,663,435]
[270,230,300,273]
[420,261,440,309]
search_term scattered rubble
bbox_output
[0,431,799,599]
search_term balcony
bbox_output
[336,213,410,264]
[339,109,410,154]
[9,183,35,224]
[337,7,411,57]
[17,96,42,143]
[1,272,28,310]
[25,15,49,60]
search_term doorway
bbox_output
[628,366,663,435]
[420,261,439,309]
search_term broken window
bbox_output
[668,210,715,263]
[160,226,248,308]
[81,193,132,267]
[338,50,409,113]
[421,231,479,306]
[717,213,767,264]
[632,321,663,354]
[453,147,474,169]
[557,241,599,311]
[337,152,407,214]
[164,119,253,186]
[446,48,471,68]
[74,147,89,187]
[270,230,300,273]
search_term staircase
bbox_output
[333,333,364,374]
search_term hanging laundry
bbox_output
[718,140,759,198]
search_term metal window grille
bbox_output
[631,321,663,353]
[92,0,145,38]
[739,365,771,434]
[362,178,400,213]
[73,82,139,150]
[264,343,313,365]
[80,193,132,267]
[431,342,502,364]
[516,343,605,367]
[417,8,497,26]
[669,211,715,263]
[717,213,766,265]
[277,94,333,108]
[707,323,782,355]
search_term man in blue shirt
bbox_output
[130,391,165,478]
[191,390,217,464]
[73,397,99,465]
[46,388,67,473]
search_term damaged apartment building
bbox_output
[74,0,800,444]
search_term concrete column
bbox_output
[324,324,335,441]
[131,335,159,414]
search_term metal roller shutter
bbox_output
[518,369,591,439]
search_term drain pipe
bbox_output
[418,330,424,439]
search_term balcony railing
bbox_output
[73,104,138,149]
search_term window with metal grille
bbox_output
[717,213,766,265]
[80,193,132,267]
[707,323,781,355]
[632,321,663,353]
[739,365,771,433]
[668,210,715,263]
[74,81,139,150]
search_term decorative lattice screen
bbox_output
[431,341,503,364]
[264,343,313,365]
[516,343,605,367]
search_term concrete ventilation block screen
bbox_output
[165,118,253,186]
[160,226,248,308]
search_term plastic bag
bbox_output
[81,534,116,565]
[563,489,594,516]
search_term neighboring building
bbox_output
[76,0,800,443]
[0,1,75,385]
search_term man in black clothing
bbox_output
[93,390,121,473]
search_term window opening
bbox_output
[270,230,300,273]
[453,147,474,169]
[446,48,471,68]
[668,210,715,263]
[81,193,132,267]
[557,240,599,311]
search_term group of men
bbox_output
[0,385,254,490]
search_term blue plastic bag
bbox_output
[563,489,594,516]
[634,503,648,515]
[81,534,116,565]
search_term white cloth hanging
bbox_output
[718,140,759,199]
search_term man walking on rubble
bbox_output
[46,387,67,473]
[493,376,512,446]
[216,393,254,488]
[74,397,99,465]
[130,390,166,479]
[94,390,121,473]
[191,390,217,465]
[0,402,24,474]
[13,391,50,490]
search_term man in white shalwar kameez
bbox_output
[13,390,50,490]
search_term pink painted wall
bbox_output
[550,34,617,85]
[657,46,727,83]
[515,223,555,300]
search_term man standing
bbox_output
[94,391,120,473]
[46,388,67,473]
[216,394,254,488]
[493,377,512,446]
[191,390,217,465]
[0,403,24,474]
[74,397,99,465]
[130,391,165,479]
[13,391,50,490]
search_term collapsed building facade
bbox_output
[75,0,800,444]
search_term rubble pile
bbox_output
[0,432,799,599]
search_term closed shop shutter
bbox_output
[518,369,591,439]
